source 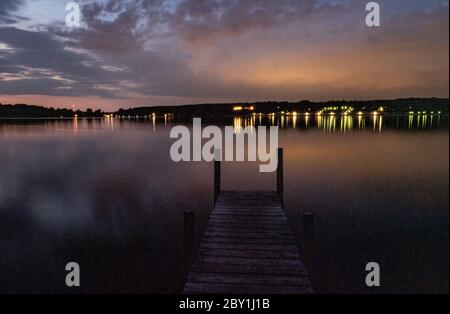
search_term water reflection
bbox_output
[0,115,448,294]
[406,113,443,130]
[225,113,449,132]
[73,116,78,136]
[104,115,114,130]
[340,115,353,133]
[233,116,256,131]
[318,115,336,132]
[5,114,445,139]
[305,115,310,128]
[214,113,446,137]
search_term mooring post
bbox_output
[214,149,221,205]
[303,212,314,239]
[277,148,284,208]
[184,210,195,272]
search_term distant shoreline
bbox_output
[1,98,448,119]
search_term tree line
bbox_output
[1,98,448,118]
[0,104,104,118]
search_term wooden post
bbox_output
[184,210,195,272]
[277,148,284,208]
[303,212,314,239]
[214,149,221,205]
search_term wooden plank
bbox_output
[215,202,281,206]
[202,236,297,245]
[210,217,286,224]
[184,283,313,294]
[201,242,300,252]
[212,213,283,218]
[205,228,293,237]
[219,191,278,196]
[206,225,291,233]
[210,215,286,219]
[211,212,285,217]
[218,195,279,199]
[204,231,292,240]
[191,262,308,276]
[213,211,283,216]
[214,206,282,210]
[207,221,288,229]
[199,247,300,259]
[217,197,280,201]
[212,211,283,216]
[187,272,310,287]
[209,216,288,223]
[194,256,306,268]
[217,198,280,202]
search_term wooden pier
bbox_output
[183,149,313,294]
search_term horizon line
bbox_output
[1,96,449,112]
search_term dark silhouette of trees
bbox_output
[0,104,104,118]
[113,98,449,118]
[1,98,448,119]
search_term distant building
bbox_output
[232,105,255,114]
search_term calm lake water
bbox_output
[0,114,448,293]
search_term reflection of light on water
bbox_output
[316,115,323,129]
[152,115,156,132]
[370,115,383,132]
[357,115,363,129]
[233,117,242,133]
[422,115,427,129]
[330,116,336,132]
[292,115,298,128]
[406,113,443,130]
[321,115,336,132]
[233,116,254,130]
[313,115,390,133]
[340,115,353,133]
[103,115,114,130]
[163,112,445,136]
[73,117,78,136]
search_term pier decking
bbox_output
[183,149,313,294]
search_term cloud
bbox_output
[0,0,448,109]
[0,0,27,25]
[165,0,316,43]
[0,26,126,98]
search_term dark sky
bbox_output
[0,0,449,110]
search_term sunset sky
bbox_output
[0,0,449,111]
